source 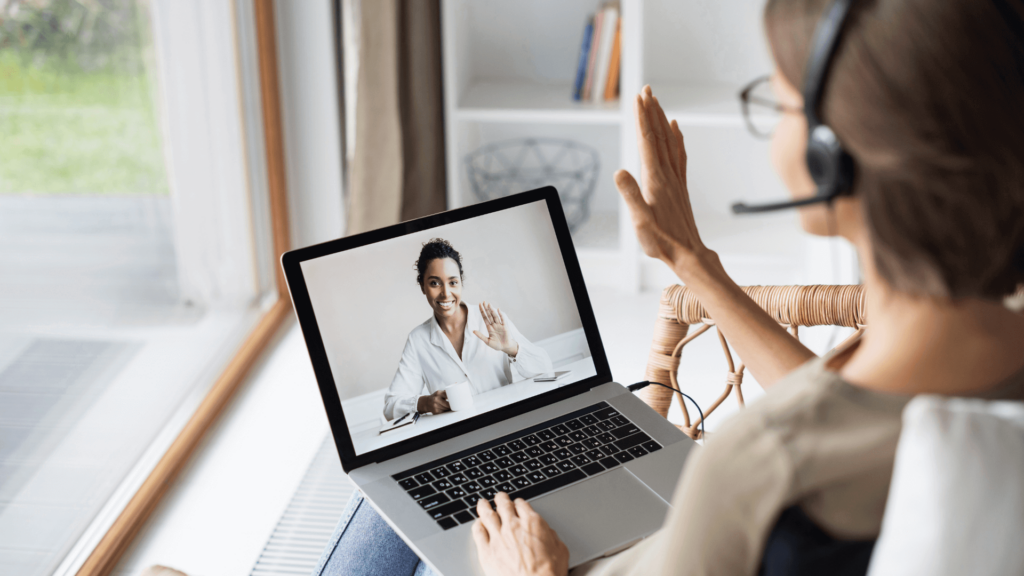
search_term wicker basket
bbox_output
[464,138,599,233]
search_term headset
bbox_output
[732,0,857,214]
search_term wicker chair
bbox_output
[640,285,868,440]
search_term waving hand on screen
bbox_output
[473,302,520,357]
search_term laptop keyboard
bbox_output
[391,402,662,530]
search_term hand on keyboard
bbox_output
[473,492,569,576]
[392,402,663,530]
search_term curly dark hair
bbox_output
[415,238,464,287]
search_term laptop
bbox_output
[282,187,695,575]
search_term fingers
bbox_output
[494,491,518,525]
[615,169,654,222]
[642,87,672,176]
[655,98,682,182]
[512,497,535,521]
[670,119,697,229]
[472,519,489,546]
[479,302,506,328]
[490,303,504,326]
[615,169,680,261]
[433,390,450,412]
[472,330,489,343]
[482,302,499,326]
[671,119,688,178]
[634,94,660,189]
[514,498,554,537]
[634,93,653,142]
[477,498,501,534]
[615,168,643,205]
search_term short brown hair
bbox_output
[765,0,1024,299]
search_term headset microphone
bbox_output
[730,0,857,215]
[732,193,842,214]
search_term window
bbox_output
[0,1,288,574]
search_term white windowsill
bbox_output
[112,320,329,576]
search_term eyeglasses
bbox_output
[739,75,803,140]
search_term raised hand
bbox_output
[615,85,711,269]
[615,86,816,390]
[473,493,569,576]
[473,302,519,357]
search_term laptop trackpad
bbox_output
[531,468,670,566]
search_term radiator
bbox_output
[250,436,353,576]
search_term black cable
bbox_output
[627,381,705,440]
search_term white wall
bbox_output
[300,200,585,399]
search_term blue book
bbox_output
[573,18,594,101]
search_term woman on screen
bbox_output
[382,239,554,421]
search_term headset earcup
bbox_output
[806,138,834,188]
[806,124,854,198]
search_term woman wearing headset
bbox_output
[320,0,1024,574]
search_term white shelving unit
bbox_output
[441,0,856,292]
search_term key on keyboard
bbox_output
[392,402,664,530]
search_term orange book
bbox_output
[603,18,622,101]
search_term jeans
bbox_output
[314,490,439,576]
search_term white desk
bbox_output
[349,356,597,455]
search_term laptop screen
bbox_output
[297,198,601,457]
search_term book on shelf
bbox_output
[603,16,622,101]
[572,16,594,101]
[573,2,621,103]
[591,4,619,103]
[581,7,604,101]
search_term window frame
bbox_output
[54,1,295,574]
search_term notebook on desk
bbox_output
[282,187,696,575]
[380,412,420,435]
[535,371,572,382]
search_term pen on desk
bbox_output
[393,412,410,425]
[412,412,421,424]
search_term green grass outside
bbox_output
[0,51,169,194]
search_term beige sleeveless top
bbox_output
[572,354,1024,576]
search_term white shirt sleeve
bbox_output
[383,335,426,421]
[503,313,554,379]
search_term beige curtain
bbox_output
[347,0,446,234]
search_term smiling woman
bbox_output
[298,199,593,458]
[384,238,555,421]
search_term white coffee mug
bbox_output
[445,381,474,412]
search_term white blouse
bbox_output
[383,303,554,420]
